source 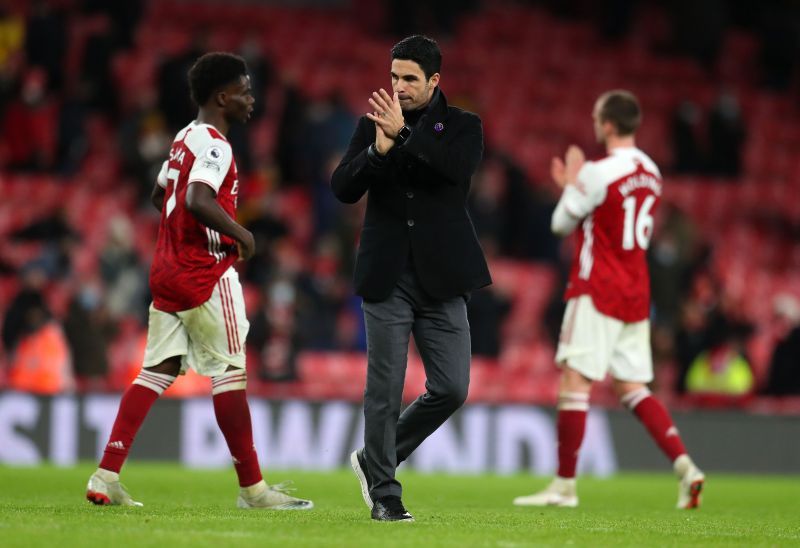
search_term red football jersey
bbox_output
[149,122,240,312]
[560,148,662,322]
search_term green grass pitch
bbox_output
[1,464,798,547]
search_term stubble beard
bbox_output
[402,81,431,113]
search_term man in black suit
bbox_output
[331,35,491,522]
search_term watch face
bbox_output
[399,126,411,140]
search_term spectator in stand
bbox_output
[247,235,305,381]
[24,0,65,90]
[0,5,25,78]
[468,155,507,246]
[674,298,710,393]
[55,80,91,175]
[64,281,115,390]
[2,265,73,394]
[707,90,746,178]
[467,243,512,357]
[274,81,309,185]
[649,204,698,330]
[119,90,171,203]
[511,171,560,264]
[80,0,143,50]
[241,189,289,285]
[1,67,58,171]
[8,316,73,395]
[335,295,367,352]
[2,266,50,355]
[0,5,25,127]
[75,11,120,118]
[133,110,172,197]
[763,294,800,396]
[469,151,560,263]
[682,296,755,397]
[302,93,356,236]
[684,342,754,396]
[11,208,80,279]
[99,216,149,323]
[294,234,349,350]
[0,52,22,120]
[327,191,366,282]
[248,273,301,381]
[671,100,704,174]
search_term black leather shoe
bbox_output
[371,495,414,522]
[350,448,374,509]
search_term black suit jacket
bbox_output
[331,89,492,301]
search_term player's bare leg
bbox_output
[211,366,313,510]
[614,380,705,509]
[514,367,591,507]
[86,357,181,506]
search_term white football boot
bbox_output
[86,469,143,506]
[513,477,578,508]
[237,480,314,510]
[674,455,705,509]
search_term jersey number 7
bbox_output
[165,168,180,218]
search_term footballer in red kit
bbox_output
[85,52,313,510]
[514,90,706,510]
[561,154,661,323]
[150,122,240,313]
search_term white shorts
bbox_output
[555,295,653,383]
[142,268,249,377]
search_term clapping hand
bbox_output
[366,89,404,155]
[551,145,586,189]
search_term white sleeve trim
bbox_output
[156,160,169,189]
[551,187,583,236]
[187,178,220,193]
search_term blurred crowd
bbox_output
[1,0,799,404]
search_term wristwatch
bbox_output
[396,125,412,146]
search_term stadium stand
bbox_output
[1,0,799,412]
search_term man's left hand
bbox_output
[366,89,404,138]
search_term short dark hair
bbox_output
[597,90,641,136]
[188,52,248,106]
[390,35,441,80]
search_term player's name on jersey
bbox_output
[617,173,661,197]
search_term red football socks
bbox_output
[556,391,590,478]
[626,390,687,462]
[99,383,162,473]
[632,395,687,461]
[557,409,588,478]
[213,389,263,487]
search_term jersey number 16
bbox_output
[621,195,655,250]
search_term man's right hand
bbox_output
[551,145,585,189]
[236,229,256,262]
[374,122,394,155]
